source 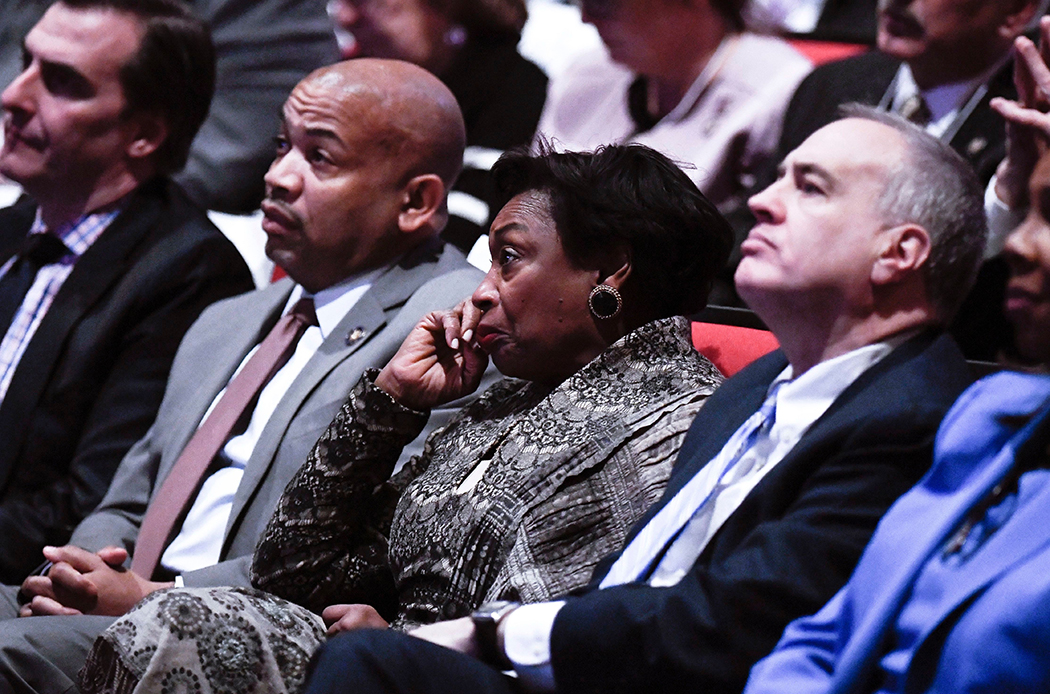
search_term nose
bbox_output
[471,265,500,312]
[747,180,786,226]
[1,64,38,123]
[1003,215,1041,274]
[263,149,302,201]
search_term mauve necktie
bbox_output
[600,381,784,587]
[131,298,318,578]
[0,233,69,335]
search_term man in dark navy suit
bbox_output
[297,110,987,694]
[0,0,253,583]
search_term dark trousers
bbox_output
[304,629,521,694]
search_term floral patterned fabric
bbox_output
[80,586,325,694]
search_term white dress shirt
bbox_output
[161,271,379,575]
[501,338,906,692]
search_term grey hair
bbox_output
[838,104,987,324]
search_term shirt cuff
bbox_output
[502,600,565,693]
[985,174,1026,259]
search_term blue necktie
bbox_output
[600,380,784,587]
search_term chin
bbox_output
[1013,323,1050,366]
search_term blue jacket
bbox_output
[745,371,1050,694]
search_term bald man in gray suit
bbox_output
[0,58,485,694]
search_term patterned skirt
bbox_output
[79,586,326,694]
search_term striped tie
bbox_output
[600,381,783,587]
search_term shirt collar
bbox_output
[285,267,383,339]
[892,58,1005,126]
[29,198,127,260]
[768,331,916,440]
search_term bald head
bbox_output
[261,58,467,292]
[299,58,466,188]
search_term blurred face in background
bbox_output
[0,3,142,199]
[876,0,1034,85]
[329,0,450,72]
[1003,151,1050,365]
[577,0,706,78]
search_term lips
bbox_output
[740,229,775,257]
[879,7,922,39]
[260,199,301,235]
[474,325,506,352]
[1004,284,1046,315]
[2,121,45,154]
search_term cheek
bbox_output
[1012,304,1050,362]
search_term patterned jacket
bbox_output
[252,316,723,626]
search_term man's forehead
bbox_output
[284,79,374,132]
[790,119,904,179]
[27,4,141,75]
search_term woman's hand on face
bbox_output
[375,299,489,411]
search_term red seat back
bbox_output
[692,322,780,377]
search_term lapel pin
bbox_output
[966,137,987,157]
[346,327,367,346]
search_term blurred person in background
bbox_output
[535,0,812,222]
[331,0,548,254]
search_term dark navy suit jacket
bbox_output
[0,179,253,582]
[549,332,974,694]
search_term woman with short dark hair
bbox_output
[81,144,733,694]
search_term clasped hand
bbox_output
[18,545,171,617]
[375,299,489,411]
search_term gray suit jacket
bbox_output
[70,240,482,587]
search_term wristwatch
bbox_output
[471,600,520,669]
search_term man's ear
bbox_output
[398,174,447,234]
[1000,0,1040,39]
[871,224,931,285]
[125,112,169,161]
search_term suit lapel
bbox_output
[903,402,1050,665]
[947,59,1012,174]
[158,283,293,486]
[0,185,161,490]
[830,377,1050,690]
[619,352,786,545]
[222,247,444,543]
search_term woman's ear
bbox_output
[398,174,447,234]
[597,246,633,290]
[871,224,931,285]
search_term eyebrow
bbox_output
[490,221,530,241]
[277,114,344,144]
[780,160,835,189]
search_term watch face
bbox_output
[475,600,516,621]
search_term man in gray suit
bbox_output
[0,58,483,693]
